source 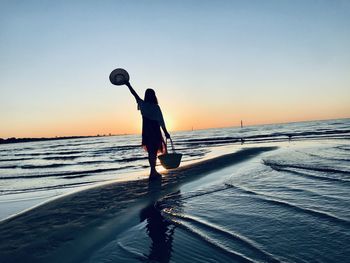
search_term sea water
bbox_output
[0,119,350,262]
[85,119,350,263]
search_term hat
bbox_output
[109,68,130,85]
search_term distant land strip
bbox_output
[0,134,118,145]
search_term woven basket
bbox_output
[158,138,182,169]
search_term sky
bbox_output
[1,0,349,138]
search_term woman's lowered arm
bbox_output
[158,108,171,138]
[161,124,171,139]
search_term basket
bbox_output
[158,138,182,169]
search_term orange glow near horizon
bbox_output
[1,84,350,139]
[1,109,349,139]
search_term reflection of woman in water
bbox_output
[140,203,175,263]
[140,189,183,262]
[126,82,171,179]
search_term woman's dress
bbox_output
[138,100,166,154]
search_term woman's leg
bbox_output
[148,148,158,177]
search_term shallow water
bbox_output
[0,118,350,262]
[0,119,349,220]
[87,141,350,263]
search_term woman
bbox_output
[125,81,171,179]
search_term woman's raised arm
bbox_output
[125,82,142,103]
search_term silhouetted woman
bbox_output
[126,81,170,179]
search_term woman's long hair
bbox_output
[144,89,158,104]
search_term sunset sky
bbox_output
[1,1,349,138]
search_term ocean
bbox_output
[0,118,349,262]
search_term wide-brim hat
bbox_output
[109,68,130,85]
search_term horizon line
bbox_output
[1,116,349,140]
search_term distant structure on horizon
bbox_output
[241,120,243,128]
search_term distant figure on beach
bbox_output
[240,138,245,145]
[125,82,171,179]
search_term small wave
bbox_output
[20,163,72,169]
[61,165,134,179]
[14,150,84,157]
[116,242,148,261]
[92,145,141,155]
[164,215,259,263]
[226,184,350,227]
[263,160,350,175]
[0,165,18,169]
[46,150,85,155]
[42,155,80,160]
[44,144,68,149]
[118,156,148,163]
[0,180,107,195]
[44,141,103,149]
[274,184,349,203]
[51,140,107,148]
[162,211,281,263]
[264,163,350,183]
[0,157,33,162]
[288,129,350,138]
[158,185,234,208]
[181,136,239,143]
[265,162,350,183]
[0,166,134,180]
[178,129,350,147]
[3,157,144,169]
[75,160,117,165]
[335,145,350,152]
[295,150,350,163]
[1,162,87,169]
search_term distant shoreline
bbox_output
[1,117,349,145]
[0,134,118,145]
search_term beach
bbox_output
[2,1,350,261]
[0,119,350,262]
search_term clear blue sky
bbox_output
[1,0,349,137]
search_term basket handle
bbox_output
[165,138,176,153]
